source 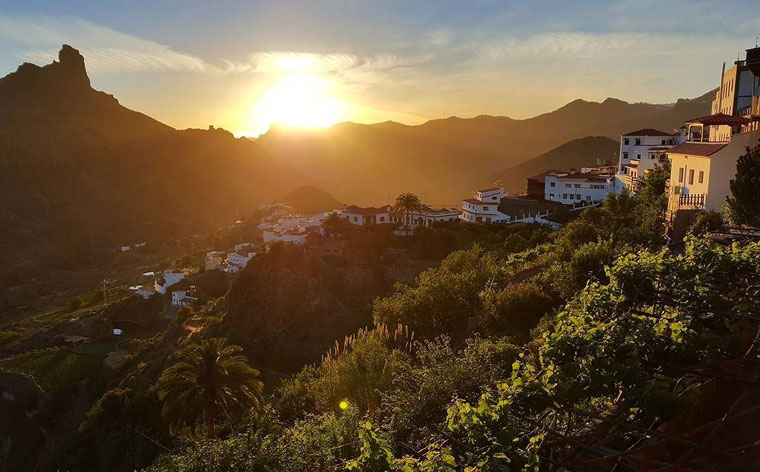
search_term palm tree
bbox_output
[157,337,263,439]
[394,192,423,234]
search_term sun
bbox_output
[251,73,344,135]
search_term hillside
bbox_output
[280,185,341,214]
[257,93,713,205]
[478,136,620,194]
[0,46,309,292]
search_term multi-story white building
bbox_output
[341,205,392,226]
[460,187,511,223]
[544,172,616,205]
[616,129,686,192]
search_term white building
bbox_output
[667,122,759,216]
[205,251,225,271]
[171,290,198,307]
[227,251,255,268]
[136,286,155,299]
[616,129,686,192]
[341,205,392,226]
[460,187,511,223]
[544,172,616,206]
[263,228,309,245]
[391,205,459,229]
[154,269,187,295]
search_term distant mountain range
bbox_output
[0,45,712,287]
[258,92,712,204]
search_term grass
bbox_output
[0,286,133,347]
[0,344,109,392]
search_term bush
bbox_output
[478,281,553,339]
[373,246,504,338]
[68,297,83,311]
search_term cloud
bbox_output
[477,32,736,62]
[0,15,209,73]
[220,51,425,76]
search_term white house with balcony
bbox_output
[667,122,760,214]
[391,205,459,229]
[460,187,511,223]
[544,172,616,205]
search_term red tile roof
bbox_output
[667,142,728,157]
[527,169,563,182]
[684,113,750,126]
[552,172,612,182]
[623,128,672,137]
[464,198,499,205]
[342,205,390,215]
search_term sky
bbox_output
[0,0,758,136]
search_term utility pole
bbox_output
[102,278,108,307]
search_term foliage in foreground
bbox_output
[147,236,760,471]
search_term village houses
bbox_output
[665,46,760,239]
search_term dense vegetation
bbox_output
[148,234,760,471]
[134,167,760,471]
[7,161,760,471]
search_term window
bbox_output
[635,138,641,145]
[550,182,556,187]
[565,183,572,188]
[549,194,554,200]
[688,169,694,185]
[482,206,488,211]
[661,139,666,145]
[624,138,629,145]
[699,171,704,183]
[637,154,641,159]
[586,196,591,201]
[379,216,385,222]
[623,152,629,159]
[353,216,358,222]
[574,184,581,188]
[678,167,684,183]
[563,194,568,199]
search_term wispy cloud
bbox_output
[0,15,209,73]
[478,32,737,61]
[220,51,425,76]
